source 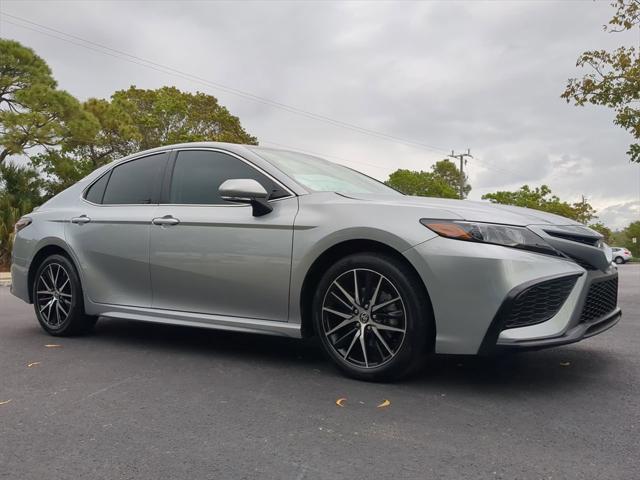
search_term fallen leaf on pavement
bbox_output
[0,399,12,406]
[44,344,62,348]
[377,399,391,408]
[27,362,41,368]
[560,362,571,367]
[335,397,347,407]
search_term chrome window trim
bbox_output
[157,196,294,208]
[80,150,172,207]
[169,147,296,204]
[81,147,296,208]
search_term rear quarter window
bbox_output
[84,172,111,204]
[102,153,168,205]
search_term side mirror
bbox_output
[219,179,273,217]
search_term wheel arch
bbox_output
[27,242,78,303]
[299,238,435,347]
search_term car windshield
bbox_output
[251,147,401,195]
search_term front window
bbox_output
[252,148,401,195]
[168,150,289,205]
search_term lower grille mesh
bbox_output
[580,277,618,322]
[503,276,578,329]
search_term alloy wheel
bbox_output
[35,263,73,328]
[321,268,407,368]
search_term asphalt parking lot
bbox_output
[1,265,638,480]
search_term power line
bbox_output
[0,11,400,173]
[0,11,451,155]
[469,155,524,178]
[0,10,525,182]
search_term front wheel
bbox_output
[614,256,625,265]
[33,254,97,336]
[312,253,433,381]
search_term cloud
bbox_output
[598,201,640,230]
[1,0,638,227]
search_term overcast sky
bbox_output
[1,0,638,228]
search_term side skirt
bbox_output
[93,304,302,338]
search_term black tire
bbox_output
[614,256,625,265]
[32,254,97,336]
[312,252,434,381]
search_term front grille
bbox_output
[580,276,618,322]
[545,231,600,246]
[503,275,578,329]
[568,255,597,270]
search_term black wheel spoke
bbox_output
[343,330,360,360]
[331,291,353,311]
[47,265,56,288]
[334,326,358,347]
[322,268,406,369]
[373,334,386,362]
[36,263,72,329]
[59,277,70,292]
[40,276,53,292]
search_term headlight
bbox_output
[420,219,561,256]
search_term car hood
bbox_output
[338,193,582,227]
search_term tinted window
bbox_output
[169,150,288,205]
[102,153,168,205]
[84,171,111,204]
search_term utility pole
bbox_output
[580,195,589,224]
[448,149,473,199]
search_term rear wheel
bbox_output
[312,252,433,381]
[32,254,97,336]
[614,256,625,265]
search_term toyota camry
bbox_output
[10,142,621,380]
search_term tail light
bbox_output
[14,217,32,233]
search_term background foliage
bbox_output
[0,39,257,268]
[563,0,640,163]
[2,4,639,271]
[386,159,470,199]
[481,185,597,224]
[610,221,640,257]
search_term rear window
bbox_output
[102,153,168,205]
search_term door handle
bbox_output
[71,215,91,224]
[152,215,180,226]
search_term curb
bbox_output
[0,272,11,287]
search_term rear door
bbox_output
[148,148,297,321]
[66,152,169,307]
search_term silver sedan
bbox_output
[10,143,621,380]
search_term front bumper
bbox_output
[482,268,620,353]
[404,236,620,355]
[494,308,621,351]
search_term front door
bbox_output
[149,149,297,321]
